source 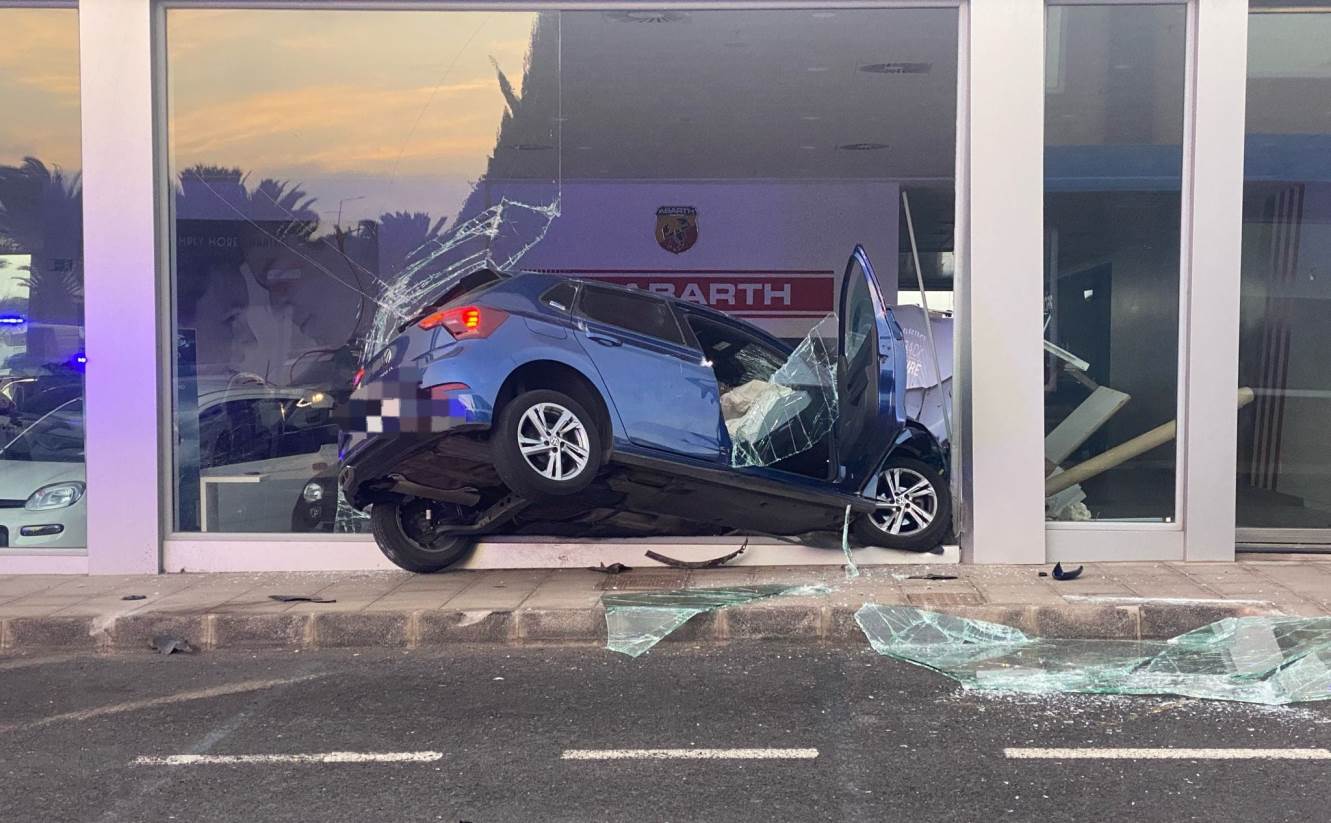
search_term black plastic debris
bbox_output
[645,543,746,570]
[149,635,195,655]
[907,573,958,581]
[1051,562,1084,581]
[268,595,337,603]
[121,594,147,601]
[589,562,632,574]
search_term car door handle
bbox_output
[586,333,622,347]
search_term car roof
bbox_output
[511,270,796,350]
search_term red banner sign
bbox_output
[543,270,835,318]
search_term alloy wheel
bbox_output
[516,402,591,482]
[870,466,938,536]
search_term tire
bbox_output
[853,456,951,551]
[493,389,603,498]
[370,500,474,573]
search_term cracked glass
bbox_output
[166,10,560,533]
[728,314,839,468]
[163,6,959,540]
[856,605,1331,705]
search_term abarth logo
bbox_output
[655,206,698,254]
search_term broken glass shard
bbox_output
[855,605,1331,705]
[841,504,860,579]
[605,584,829,657]
[729,314,839,468]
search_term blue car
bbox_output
[340,246,950,572]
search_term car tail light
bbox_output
[418,305,508,338]
[352,367,365,388]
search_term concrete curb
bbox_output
[0,601,1279,654]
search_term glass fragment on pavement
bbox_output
[855,605,1331,705]
[605,584,830,657]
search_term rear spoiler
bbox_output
[396,268,509,333]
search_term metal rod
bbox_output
[901,190,952,443]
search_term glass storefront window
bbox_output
[1043,3,1186,524]
[1236,4,1331,534]
[0,8,86,550]
[164,7,958,535]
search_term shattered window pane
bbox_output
[605,584,828,657]
[165,9,562,533]
[856,605,1331,705]
[729,314,839,468]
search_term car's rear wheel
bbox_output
[370,500,474,573]
[493,389,603,498]
[853,456,951,550]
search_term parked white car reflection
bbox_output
[0,398,86,549]
[192,385,341,533]
[0,386,341,547]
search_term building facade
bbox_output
[0,0,1324,574]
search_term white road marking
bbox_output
[134,751,443,766]
[1005,747,1331,760]
[0,675,324,734]
[561,748,819,761]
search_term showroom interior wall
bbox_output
[0,0,1252,574]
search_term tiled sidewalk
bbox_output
[1,557,1328,652]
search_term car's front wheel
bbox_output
[493,389,603,498]
[370,500,474,573]
[853,456,951,550]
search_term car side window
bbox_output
[540,281,578,312]
[577,285,686,345]
[844,263,875,362]
[685,315,787,392]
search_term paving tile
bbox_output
[367,589,468,611]
[1172,564,1269,585]
[1247,566,1331,598]
[972,584,1066,606]
[1113,579,1222,599]
[0,602,70,618]
[521,586,603,609]
[0,577,67,598]
[443,572,550,610]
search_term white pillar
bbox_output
[1181,0,1248,561]
[79,0,161,573]
[957,0,1047,564]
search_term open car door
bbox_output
[834,245,908,491]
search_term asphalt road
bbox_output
[1,645,1328,822]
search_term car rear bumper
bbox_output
[337,375,493,435]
